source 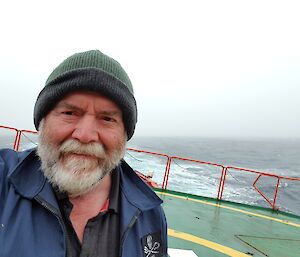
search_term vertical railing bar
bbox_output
[163,157,172,190]
[162,157,169,189]
[13,130,19,150]
[272,177,281,210]
[217,167,225,200]
[219,167,228,200]
[14,130,21,151]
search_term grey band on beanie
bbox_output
[34,50,137,140]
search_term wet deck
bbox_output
[156,189,300,257]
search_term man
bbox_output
[0,50,168,257]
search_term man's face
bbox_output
[37,91,127,196]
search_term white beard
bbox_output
[37,126,126,197]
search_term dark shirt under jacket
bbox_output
[55,169,120,257]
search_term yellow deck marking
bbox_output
[168,228,250,257]
[157,192,300,228]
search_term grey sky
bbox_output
[1,0,300,138]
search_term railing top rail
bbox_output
[20,129,38,134]
[227,166,300,181]
[171,155,225,168]
[0,125,19,132]
[127,147,170,158]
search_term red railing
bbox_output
[1,125,300,211]
[0,125,21,150]
[225,166,300,210]
[126,149,300,211]
[0,125,38,151]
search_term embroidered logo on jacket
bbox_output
[142,232,163,257]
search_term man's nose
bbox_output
[71,116,99,144]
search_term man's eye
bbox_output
[103,116,114,122]
[62,111,74,115]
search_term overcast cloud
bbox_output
[0,0,299,138]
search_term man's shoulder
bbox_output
[0,148,18,159]
[0,148,36,176]
[0,148,19,175]
[0,147,35,163]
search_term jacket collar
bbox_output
[8,148,162,211]
[8,148,46,199]
[119,160,163,211]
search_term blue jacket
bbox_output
[0,148,168,257]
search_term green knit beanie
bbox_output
[34,50,137,140]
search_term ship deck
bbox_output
[156,189,300,257]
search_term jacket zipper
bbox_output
[34,196,71,257]
[119,209,141,257]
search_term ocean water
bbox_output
[1,132,300,215]
[126,137,300,215]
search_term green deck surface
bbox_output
[155,189,300,257]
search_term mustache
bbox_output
[59,139,105,159]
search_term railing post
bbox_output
[13,130,21,151]
[217,167,226,200]
[272,178,281,210]
[219,167,228,200]
[162,157,172,190]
